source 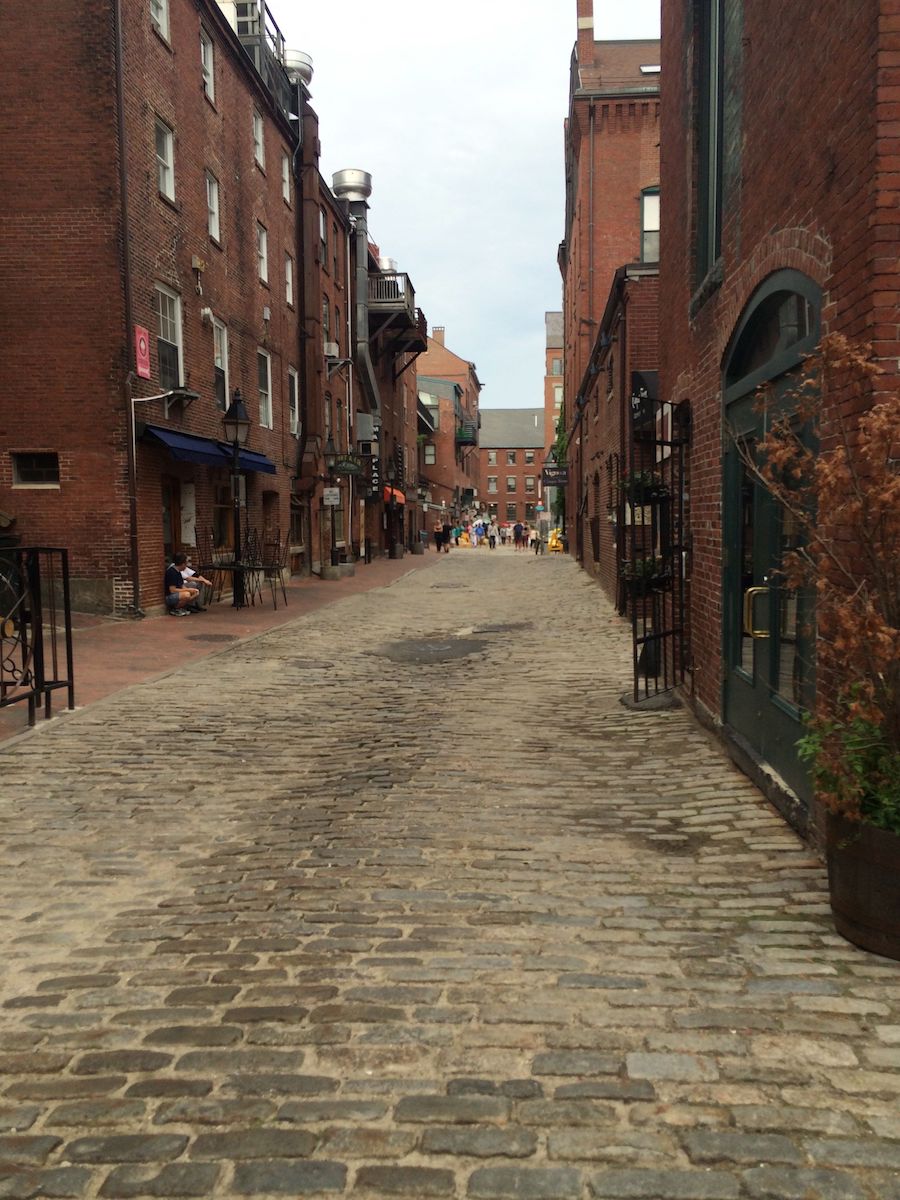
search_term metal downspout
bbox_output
[114,0,141,616]
[348,199,381,418]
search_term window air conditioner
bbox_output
[324,341,339,359]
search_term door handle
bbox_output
[743,586,770,638]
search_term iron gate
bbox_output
[0,547,75,726]
[622,398,690,702]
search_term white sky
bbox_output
[277,1,661,408]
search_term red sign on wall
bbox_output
[135,326,151,379]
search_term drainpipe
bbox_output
[285,54,314,486]
[588,102,595,328]
[113,0,142,616]
[332,170,381,418]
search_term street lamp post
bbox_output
[222,390,251,609]
[323,434,340,568]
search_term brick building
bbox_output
[659,0,897,825]
[416,328,482,518]
[479,410,546,527]
[544,312,564,454]
[558,2,661,602]
[0,0,428,610]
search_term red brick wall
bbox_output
[0,0,127,608]
[479,446,546,524]
[573,273,659,603]
[0,0,305,611]
[659,0,886,720]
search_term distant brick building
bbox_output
[558,2,660,600]
[659,0,898,825]
[479,410,546,527]
[544,312,564,455]
[416,328,482,519]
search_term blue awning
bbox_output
[142,425,227,467]
[141,426,277,474]
[234,447,277,475]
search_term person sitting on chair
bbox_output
[165,552,207,616]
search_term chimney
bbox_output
[433,326,445,347]
[577,0,595,68]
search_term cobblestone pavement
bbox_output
[0,551,898,1200]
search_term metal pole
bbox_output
[232,441,245,608]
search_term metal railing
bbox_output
[0,547,75,726]
[368,271,417,324]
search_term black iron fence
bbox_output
[0,547,75,726]
[622,401,690,702]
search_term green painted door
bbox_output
[723,393,812,801]
[720,271,821,806]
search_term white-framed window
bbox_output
[213,318,228,410]
[205,171,220,241]
[155,118,175,201]
[424,443,436,465]
[506,476,517,492]
[554,385,563,409]
[281,152,291,203]
[642,188,660,262]
[256,222,268,282]
[487,450,497,465]
[257,349,272,428]
[150,0,169,40]
[253,109,265,168]
[154,283,182,389]
[319,208,327,263]
[506,502,517,521]
[200,28,215,102]
[285,252,294,306]
[525,450,535,464]
[506,450,517,466]
[487,476,498,493]
[525,475,536,493]
[288,365,299,434]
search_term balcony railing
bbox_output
[368,271,417,325]
[456,422,478,446]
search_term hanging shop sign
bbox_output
[330,454,364,476]
[542,465,569,486]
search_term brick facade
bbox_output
[559,2,661,606]
[416,329,482,518]
[1,0,429,609]
[479,411,546,526]
[659,0,896,817]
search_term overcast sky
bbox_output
[278,1,661,409]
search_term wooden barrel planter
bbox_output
[826,814,900,961]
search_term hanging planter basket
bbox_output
[826,813,900,961]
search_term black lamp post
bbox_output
[385,458,397,558]
[323,434,340,568]
[223,390,250,608]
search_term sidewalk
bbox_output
[0,552,440,744]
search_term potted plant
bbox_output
[734,334,900,959]
[621,554,671,596]
[620,469,669,504]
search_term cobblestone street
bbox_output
[1,550,898,1200]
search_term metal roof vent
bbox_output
[332,169,372,203]
[284,50,313,85]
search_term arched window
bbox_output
[723,270,822,404]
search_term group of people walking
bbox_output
[431,518,544,553]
